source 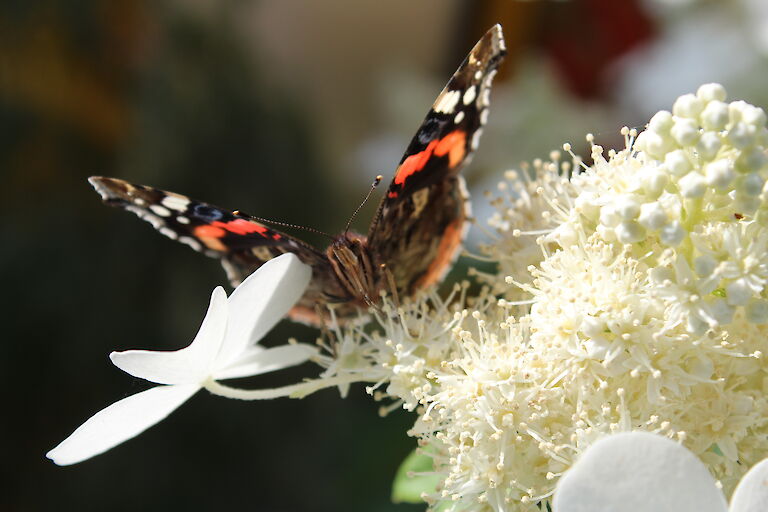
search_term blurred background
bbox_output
[4,0,768,510]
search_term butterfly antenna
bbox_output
[345,175,383,235]
[233,210,336,241]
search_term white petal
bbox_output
[46,384,199,466]
[553,432,728,512]
[730,458,768,511]
[110,287,228,384]
[213,343,318,380]
[216,253,311,367]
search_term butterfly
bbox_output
[89,25,506,325]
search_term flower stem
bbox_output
[204,375,372,400]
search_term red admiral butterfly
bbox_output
[90,25,506,325]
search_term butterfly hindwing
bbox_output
[367,25,506,295]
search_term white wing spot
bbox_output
[134,198,147,206]
[125,205,163,229]
[480,88,491,107]
[159,227,179,240]
[161,195,190,212]
[474,70,482,80]
[471,128,484,150]
[150,204,171,217]
[179,236,202,251]
[434,89,461,114]
[454,111,465,124]
[480,108,489,125]
[176,216,190,224]
[463,86,476,105]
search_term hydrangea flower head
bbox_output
[310,84,768,511]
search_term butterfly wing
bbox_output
[89,177,351,322]
[367,25,506,295]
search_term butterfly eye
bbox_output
[193,204,224,221]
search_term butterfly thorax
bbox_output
[326,232,379,307]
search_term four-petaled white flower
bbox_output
[554,432,768,512]
[47,253,317,466]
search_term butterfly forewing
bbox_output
[88,177,350,319]
[367,25,506,295]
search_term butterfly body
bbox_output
[90,25,506,325]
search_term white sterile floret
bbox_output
[47,254,316,466]
[553,432,768,512]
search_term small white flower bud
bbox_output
[615,221,645,244]
[671,118,700,147]
[727,122,756,148]
[697,83,727,103]
[742,105,767,128]
[574,192,600,220]
[595,223,616,242]
[709,298,735,325]
[705,159,735,189]
[637,130,674,159]
[664,150,692,176]
[583,338,610,359]
[733,194,761,215]
[694,255,717,277]
[746,299,768,323]
[735,145,767,173]
[726,277,754,306]
[679,171,707,198]
[696,132,722,161]
[599,205,620,227]
[648,110,674,134]
[638,201,668,230]
[642,167,669,198]
[660,221,686,246]
[552,223,577,248]
[700,101,729,131]
[730,101,748,123]
[615,194,641,220]
[737,173,764,196]
[650,266,674,283]
[673,93,704,119]
[581,316,605,338]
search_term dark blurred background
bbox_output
[4,1,767,510]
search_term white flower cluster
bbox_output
[313,84,768,511]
